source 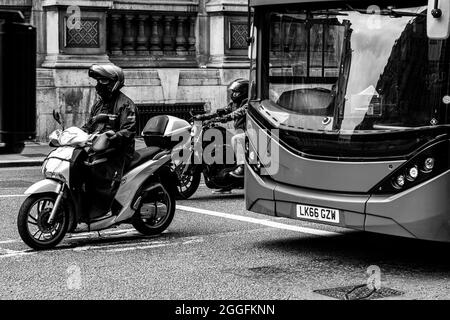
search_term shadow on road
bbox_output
[182,193,244,202]
[258,231,450,275]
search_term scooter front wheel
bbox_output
[175,164,201,200]
[17,193,69,250]
[132,183,175,236]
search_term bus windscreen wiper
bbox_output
[346,4,426,17]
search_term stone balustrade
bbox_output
[107,11,198,67]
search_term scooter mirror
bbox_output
[427,0,450,39]
[52,110,61,125]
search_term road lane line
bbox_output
[104,243,176,253]
[177,205,341,237]
[0,240,18,244]
[0,194,26,198]
[0,248,36,259]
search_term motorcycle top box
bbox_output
[142,115,191,149]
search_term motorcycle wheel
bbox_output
[132,183,175,236]
[17,193,69,250]
[175,164,201,200]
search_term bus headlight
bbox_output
[406,165,419,181]
[393,174,405,189]
[372,140,449,194]
[423,157,435,172]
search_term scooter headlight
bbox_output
[44,171,66,182]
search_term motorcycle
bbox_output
[17,111,180,250]
[164,109,244,199]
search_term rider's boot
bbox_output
[229,165,244,178]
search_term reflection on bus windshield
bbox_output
[267,5,450,133]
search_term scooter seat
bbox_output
[127,147,163,172]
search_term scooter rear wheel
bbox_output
[132,183,175,236]
[17,193,69,250]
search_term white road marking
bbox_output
[0,194,26,198]
[0,248,36,259]
[104,243,175,253]
[0,234,204,258]
[177,205,341,237]
[0,240,18,244]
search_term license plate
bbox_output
[296,204,340,224]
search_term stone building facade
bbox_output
[0,0,249,140]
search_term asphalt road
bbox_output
[1,166,450,300]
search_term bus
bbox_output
[244,0,450,242]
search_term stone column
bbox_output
[206,0,249,69]
[188,15,196,54]
[149,15,162,55]
[197,0,209,66]
[123,14,136,55]
[110,14,123,56]
[162,15,175,53]
[31,0,46,67]
[175,16,188,55]
[136,14,149,55]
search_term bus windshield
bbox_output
[265,2,450,134]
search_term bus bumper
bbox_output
[245,164,450,242]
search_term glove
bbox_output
[194,114,208,121]
[204,118,218,127]
[105,130,119,143]
[104,130,115,137]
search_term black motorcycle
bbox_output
[171,109,244,199]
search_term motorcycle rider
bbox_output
[196,78,249,180]
[79,64,137,226]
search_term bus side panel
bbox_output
[366,170,450,242]
[245,165,276,216]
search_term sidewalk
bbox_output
[0,138,147,168]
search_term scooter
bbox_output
[17,111,180,250]
[161,109,244,199]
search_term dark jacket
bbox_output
[217,98,248,131]
[82,91,137,160]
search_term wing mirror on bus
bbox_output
[427,0,450,39]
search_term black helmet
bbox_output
[228,78,249,103]
[88,64,125,93]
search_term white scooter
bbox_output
[17,112,181,250]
